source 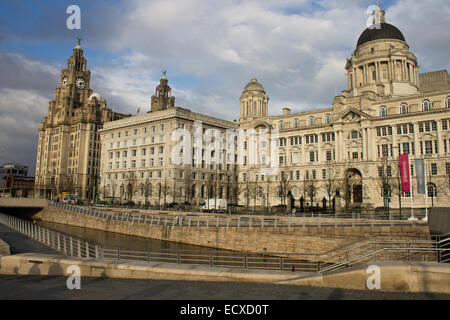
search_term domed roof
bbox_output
[243,78,265,93]
[357,23,405,47]
[89,93,102,100]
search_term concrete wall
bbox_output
[0,198,47,208]
[0,238,10,256]
[1,253,449,294]
[34,206,431,257]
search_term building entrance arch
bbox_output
[344,168,363,204]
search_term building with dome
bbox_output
[237,4,450,210]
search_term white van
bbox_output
[200,199,227,212]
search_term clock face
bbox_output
[61,77,68,88]
[76,78,86,89]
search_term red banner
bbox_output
[399,154,410,193]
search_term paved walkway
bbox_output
[0,223,60,255]
[0,275,449,300]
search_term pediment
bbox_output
[333,107,372,123]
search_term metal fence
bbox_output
[48,201,428,229]
[1,211,448,273]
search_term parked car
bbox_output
[94,201,109,208]
[270,205,287,214]
[166,202,179,209]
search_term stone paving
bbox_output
[0,275,449,300]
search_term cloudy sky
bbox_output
[0,0,449,175]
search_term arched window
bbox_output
[351,130,361,139]
[279,121,284,130]
[293,118,299,128]
[422,99,430,111]
[379,106,387,117]
[325,114,331,124]
[427,184,437,198]
[253,101,257,116]
[400,103,408,114]
[446,97,450,109]
[309,116,315,126]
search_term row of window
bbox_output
[111,125,165,139]
[379,97,450,117]
[279,114,332,129]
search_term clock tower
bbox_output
[35,40,127,201]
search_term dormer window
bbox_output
[279,121,284,130]
[446,97,450,109]
[293,118,299,128]
[325,114,331,124]
[379,106,387,117]
[400,103,408,114]
[422,100,430,111]
[309,116,315,126]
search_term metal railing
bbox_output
[0,212,101,259]
[1,212,448,273]
[48,201,428,229]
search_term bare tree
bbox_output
[143,178,152,207]
[390,163,404,217]
[125,171,137,202]
[303,177,318,211]
[161,177,170,208]
[376,158,392,214]
[110,176,117,204]
[264,175,274,215]
[276,167,292,206]
[241,178,252,210]
[182,166,194,208]
[323,165,339,209]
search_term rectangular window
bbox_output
[425,141,433,154]
[419,123,424,132]
[326,150,332,161]
[446,163,450,175]
[382,144,389,157]
[377,128,381,136]
[432,121,437,131]
[403,142,410,154]
[388,126,392,135]
[397,125,402,135]
[409,124,414,133]
[425,122,430,132]
[322,169,326,179]
[310,151,315,162]
[382,127,387,136]
[443,120,448,131]
[431,163,437,175]
[296,170,300,180]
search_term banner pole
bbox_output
[409,154,414,220]
[423,161,428,221]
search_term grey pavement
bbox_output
[0,275,449,300]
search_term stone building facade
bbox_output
[38,5,450,210]
[34,43,128,200]
[99,81,239,206]
[237,5,450,210]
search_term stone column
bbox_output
[413,122,419,156]
[437,120,443,155]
